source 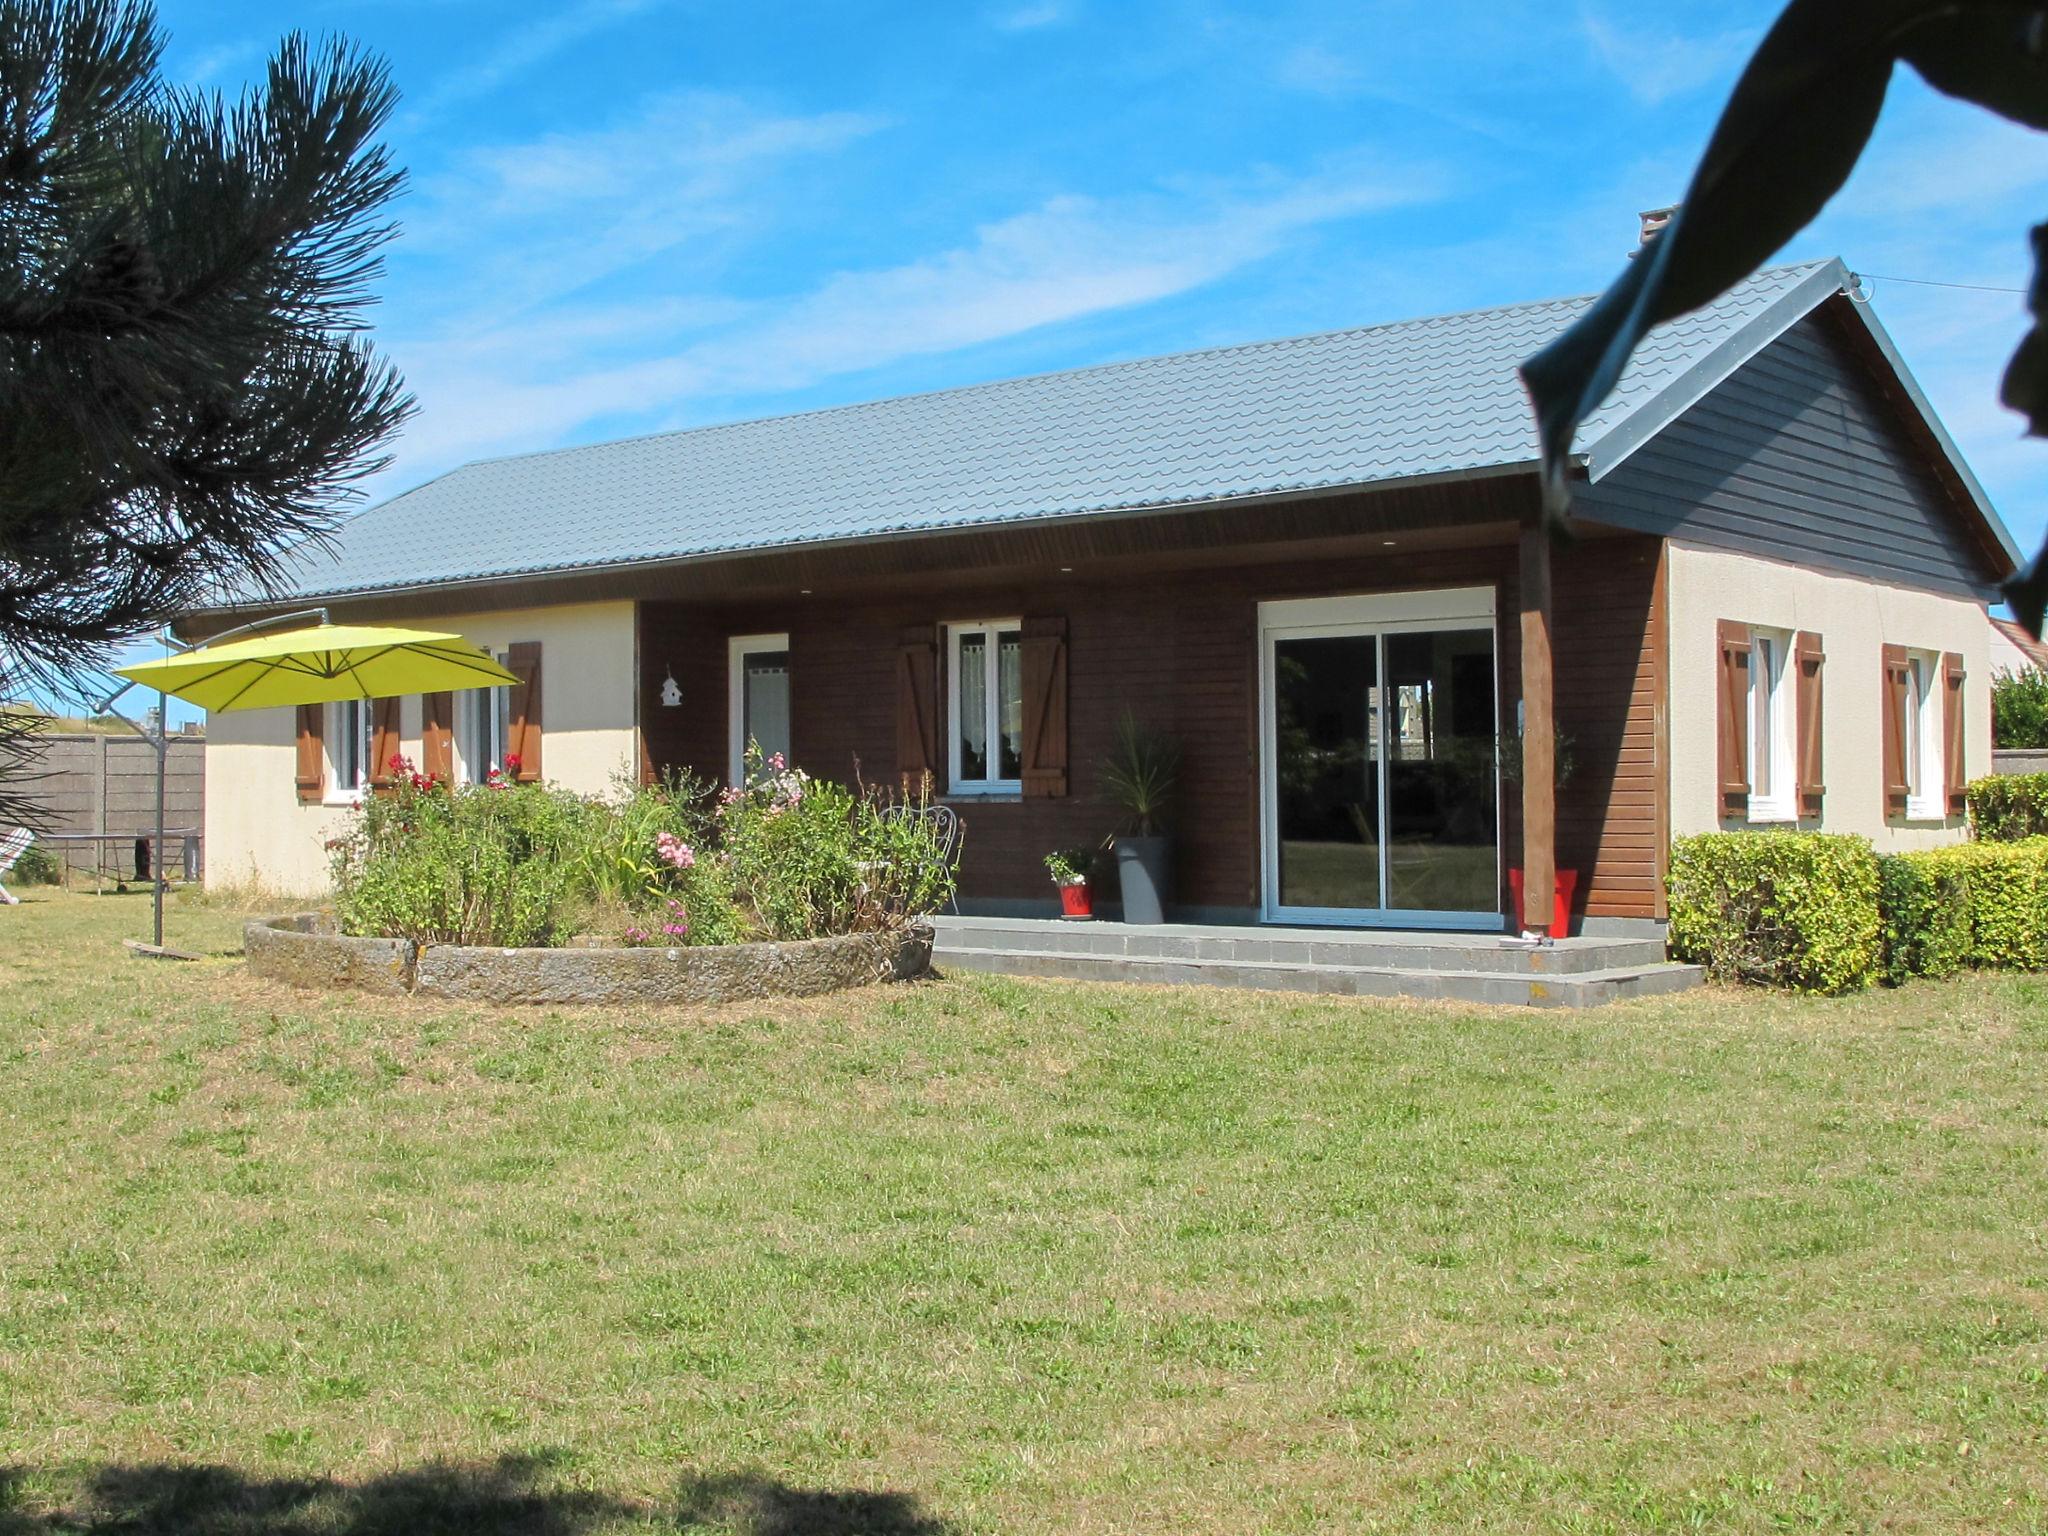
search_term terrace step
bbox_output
[931,915,1669,976]
[932,941,1703,1010]
[930,916,1698,1009]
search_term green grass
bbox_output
[3,888,2048,1532]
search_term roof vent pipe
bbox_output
[1637,204,1678,248]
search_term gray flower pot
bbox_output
[1115,835,1171,925]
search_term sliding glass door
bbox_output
[1260,590,1500,927]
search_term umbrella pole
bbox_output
[153,687,167,951]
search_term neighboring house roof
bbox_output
[235,257,2018,606]
[1992,615,2048,673]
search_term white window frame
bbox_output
[1904,650,1945,821]
[727,633,791,784]
[1255,587,1500,930]
[453,665,511,786]
[1747,627,1798,824]
[324,698,372,805]
[947,618,1024,797]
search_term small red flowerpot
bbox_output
[1508,867,1579,939]
[1058,882,1094,920]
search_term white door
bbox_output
[1259,589,1501,928]
[728,634,791,782]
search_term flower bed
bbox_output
[280,749,955,1001]
[327,749,955,949]
[245,910,932,1005]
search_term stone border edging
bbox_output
[245,913,933,1005]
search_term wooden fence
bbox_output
[18,732,205,880]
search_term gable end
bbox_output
[1575,302,2005,602]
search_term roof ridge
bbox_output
[440,260,1838,480]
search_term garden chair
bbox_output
[0,826,32,906]
[877,802,964,915]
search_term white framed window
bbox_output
[324,698,372,804]
[455,664,512,785]
[947,619,1024,796]
[1904,651,1944,820]
[1748,627,1797,823]
[728,634,791,783]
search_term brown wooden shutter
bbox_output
[1881,643,1911,816]
[1793,631,1825,818]
[1018,615,1069,798]
[369,696,403,793]
[506,641,542,782]
[896,624,939,787]
[294,704,325,804]
[1942,650,1967,815]
[1715,620,1751,815]
[421,692,454,781]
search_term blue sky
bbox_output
[104,0,2048,718]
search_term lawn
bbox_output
[2,889,2047,1533]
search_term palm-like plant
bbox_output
[1098,711,1181,838]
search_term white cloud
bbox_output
[1580,9,1757,106]
[409,0,666,119]
[992,2,1071,31]
[1273,44,1359,98]
[379,156,1445,481]
[402,92,885,323]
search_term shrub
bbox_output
[329,751,957,949]
[330,773,584,947]
[1667,832,1880,994]
[1875,840,2048,983]
[715,750,958,940]
[1992,669,2048,749]
[11,842,59,885]
[1956,839,2048,970]
[1966,773,2048,842]
[1875,849,1973,986]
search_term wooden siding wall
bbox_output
[640,533,1667,922]
[1577,303,2001,600]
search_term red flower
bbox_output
[504,753,523,775]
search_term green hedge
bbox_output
[1667,832,1881,995]
[1876,839,2048,983]
[1875,849,1972,986]
[1966,774,2048,842]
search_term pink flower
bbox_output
[768,752,786,771]
[623,926,648,943]
[654,831,695,870]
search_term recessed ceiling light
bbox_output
[1059,566,1073,573]
[799,588,812,595]
[1382,540,1397,548]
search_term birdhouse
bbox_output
[659,670,682,708]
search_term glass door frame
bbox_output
[727,632,791,784]
[1256,586,1502,930]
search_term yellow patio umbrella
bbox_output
[114,623,518,712]
[103,619,518,959]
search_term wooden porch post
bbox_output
[1518,519,1556,936]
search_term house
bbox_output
[190,257,2017,947]
[1990,614,2048,679]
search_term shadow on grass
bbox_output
[0,1456,956,1535]
[675,1472,954,1534]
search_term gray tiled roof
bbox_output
[270,260,1847,601]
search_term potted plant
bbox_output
[1499,727,1578,938]
[1099,711,1181,925]
[1044,847,1097,920]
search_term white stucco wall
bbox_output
[1989,620,2041,679]
[1667,543,1991,851]
[203,600,638,896]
